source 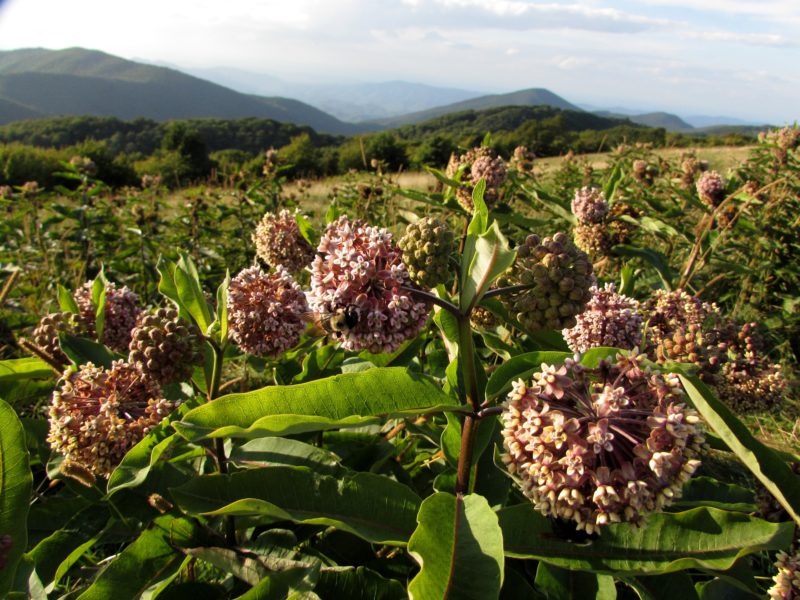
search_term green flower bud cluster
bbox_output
[398,217,455,288]
[128,307,203,385]
[501,232,594,331]
[31,312,84,365]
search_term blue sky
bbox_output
[0,0,797,122]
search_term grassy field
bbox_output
[283,145,756,210]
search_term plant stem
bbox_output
[482,282,536,300]
[207,340,236,545]
[454,313,483,495]
[399,285,463,317]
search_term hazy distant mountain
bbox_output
[594,110,693,132]
[183,66,482,122]
[0,48,359,134]
[365,88,581,129]
[684,115,757,128]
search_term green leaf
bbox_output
[59,334,116,369]
[171,466,421,545]
[236,565,319,600]
[184,546,313,587]
[535,562,616,600]
[229,438,345,477]
[580,347,623,368]
[603,164,623,203]
[695,578,759,600]
[670,477,756,513]
[485,351,571,400]
[499,504,793,575]
[315,566,407,600]
[460,221,516,311]
[174,368,462,442]
[0,358,53,383]
[619,264,636,296]
[407,493,504,600]
[157,258,185,315]
[467,179,488,235]
[57,284,80,314]
[76,517,199,600]
[613,246,674,289]
[175,254,213,334]
[678,373,800,526]
[295,213,318,248]
[214,270,230,347]
[94,285,106,343]
[28,505,109,588]
[106,404,189,494]
[624,573,699,600]
[0,398,33,596]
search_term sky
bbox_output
[0,0,797,123]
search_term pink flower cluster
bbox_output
[252,209,315,273]
[227,266,309,357]
[769,551,800,599]
[571,187,609,224]
[74,282,142,354]
[562,284,643,353]
[696,170,726,208]
[308,216,430,353]
[48,361,174,477]
[501,352,703,534]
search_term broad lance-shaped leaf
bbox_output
[535,562,617,600]
[0,358,53,383]
[499,504,792,575]
[107,401,196,494]
[0,398,33,596]
[76,516,199,600]
[460,220,516,312]
[175,253,213,334]
[171,466,420,546]
[678,373,800,526]
[228,438,345,477]
[407,493,504,600]
[174,367,462,441]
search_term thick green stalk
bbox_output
[207,341,236,545]
[455,313,483,495]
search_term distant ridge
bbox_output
[0,47,359,134]
[363,88,581,129]
[594,110,693,132]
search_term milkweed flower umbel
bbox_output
[252,209,315,273]
[445,147,507,213]
[501,352,703,534]
[563,283,643,353]
[227,266,309,357]
[48,361,174,477]
[696,170,726,208]
[74,282,142,354]
[768,550,800,599]
[308,216,430,353]
[571,187,609,224]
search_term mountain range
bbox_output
[0,47,767,136]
